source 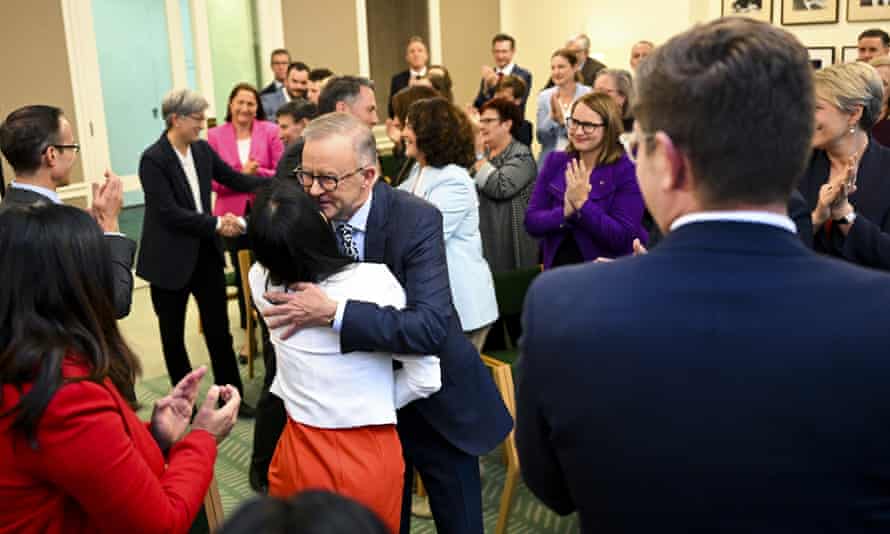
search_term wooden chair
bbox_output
[237,250,258,379]
[203,476,225,532]
[481,354,519,534]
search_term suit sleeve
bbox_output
[835,214,890,269]
[340,207,452,356]
[139,153,218,239]
[32,381,217,534]
[519,70,532,114]
[516,280,576,515]
[105,234,136,319]
[424,174,473,243]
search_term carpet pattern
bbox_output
[135,360,579,533]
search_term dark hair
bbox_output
[276,98,318,122]
[426,65,454,103]
[270,48,290,60]
[224,83,266,122]
[248,180,352,288]
[309,68,335,82]
[218,491,389,534]
[635,18,813,207]
[480,97,522,138]
[406,97,475,169]
[859,28,890,48]
[318,76,375,115]
[552,48,579,67]
[406,36,426,50]
[391,85,439,126]
[0,204,141,447]
[492,33,516,49]
[287,61,311,76]
[0,105,63,175]
[495,75,527,100]
[565,92,625,166]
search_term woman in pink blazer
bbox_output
[208,83,284,330]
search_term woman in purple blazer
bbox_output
[526,93,646,269]
[208,82,284,329]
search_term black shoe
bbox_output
[238,402,256,419]
[249,467,269,494]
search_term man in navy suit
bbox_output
[473,33,532,116]
[517,18,890,533]
[263,112,512,534]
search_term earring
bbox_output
[850,127,856,134]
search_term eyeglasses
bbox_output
[45,143,80,154]
[620,129,656,163]
[295,166,366,192]
[479,117,501,125]
[566,117,605,134]
[188,114,206,122]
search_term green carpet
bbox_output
[135,359,579,533]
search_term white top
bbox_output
[249,262,442,428]
[237,138,251,166]
[670,210,797,234]
[173,146,203,213]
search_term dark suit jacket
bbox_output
[275,138,304,181]
[798,139,890,270]
[0,186,135,318]
[388,70,412,118]
[260,81,278,95]
[137,133,264,291]
[340,181,512,456]
[517,220,890,533]
[473,65,533,116]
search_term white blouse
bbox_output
[249,262,441,428]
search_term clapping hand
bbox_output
[550,92,565,124]
[151,366,207,450]
[815,153,859,226]
[563,159,591,218]
[482,65,498,88]
[91,169,123,233]
[217,213,244,237]
[192,384,241,443]
[242,159,260,175]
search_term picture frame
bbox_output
[841,45,859,63]
[782,0,839,24]
[847,0,890,22]
[722,0,774,23]
[807,46,836,69]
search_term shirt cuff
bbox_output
[474,162,495,189]
[103,232,126,238]
[331,298,347,332]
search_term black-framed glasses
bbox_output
[46,143,81,154]
[295,166,366,192]
[566,117,605,134]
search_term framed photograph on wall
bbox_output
[782,0,839,24]
[722,0,774,23]
[848,0,890,22]
[807,46,836,69]
[842,45,859,62]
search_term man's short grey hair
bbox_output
[569,33,591,52]
[161,89,209,128]
[596,68,635,119]
[302,112,377,166]
[814,62,884,130]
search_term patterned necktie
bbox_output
[334,221,360,261]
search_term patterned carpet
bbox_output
[135,359,579,533]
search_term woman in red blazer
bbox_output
[208,83,283,330]
[0,204,241,534]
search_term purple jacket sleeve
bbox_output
[569,159,646,252]
[525,152,567,237]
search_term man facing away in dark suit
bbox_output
[137,89,265,416]
[472,33,533,117]
[517,18,890,533]
[262,112,512,534]
[0,105,135,319]
[388,36,429,119]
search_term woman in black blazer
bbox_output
[798,62,890,270]
[137,89,264,410]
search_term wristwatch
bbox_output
[834,211,856,225]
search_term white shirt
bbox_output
[237,138,251,166]
[409,67,428,79]
[281,85,291,103]
[249,262,441,428]
[496,63,516,76]
[670,210,797,233]
[173,146,204,213]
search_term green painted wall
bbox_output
[207,0,258,120]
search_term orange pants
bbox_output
[268,418,404,534]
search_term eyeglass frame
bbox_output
[294,165,370,192]
[43,143,81,155]
[566,117,605,134]
[620,128,657,164]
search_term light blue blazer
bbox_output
[536,83,592,164]
[399,163,499,331]
[261,90,287,118]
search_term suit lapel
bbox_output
[159,134,199,211]
[364,181,391,264]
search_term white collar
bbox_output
[11,182,61,204]
[496,63,516,75]
[409,67,427,78]
[344,188,373,232]
[173,144,193,163]
[670,210,797,234]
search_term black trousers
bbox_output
[223,233,250,330]
[149,240,244,395]
[399,406,484,534]
[250,315,286,481]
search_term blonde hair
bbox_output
[814,62,883,130]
